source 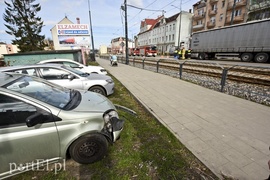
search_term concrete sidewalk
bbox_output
[97,57,270,179]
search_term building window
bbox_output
[220,14,224,21]
[222,1,225,7]
[170,25,172,31]
[198,9,204,15]
[233,9,242,16]
[197,20,203,25]
[172,34,174,41]
[210,17,216,23]
[212,4,217,10]
[173,24,175,30]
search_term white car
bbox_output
[0,64,114,96]
[37,59,107,75]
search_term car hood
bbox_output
[87,73,111,80]
[74,90,115,112]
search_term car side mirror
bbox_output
[68,74,76,80]
[26,112,49,127]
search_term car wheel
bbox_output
[89,86,106,96]
[69,134,108,164]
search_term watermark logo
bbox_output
[9,159,66,175]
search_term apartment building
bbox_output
[110,37,134,54]
[0,43,19,59]
[192,0,270,32]
[137,11,193,54]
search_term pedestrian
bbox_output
[181,47,186,60]
[178,48,182,60]
[174,49,178,59]
[187,48,192,59]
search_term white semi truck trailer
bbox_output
[190,19,270,63]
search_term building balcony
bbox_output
[227,0,247,10]
[249,1,270,12]
[207,21,216,28]
[193,13,206,20]
[193,23,205,30]
[210,0,219,4]
[225,14,245,24]
[208,9,218,16]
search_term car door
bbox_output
[0,93,60,179]
[38,67,83,90]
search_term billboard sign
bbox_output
[56,24,90,35]
[56,24,90,46]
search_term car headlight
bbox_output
[106,79,114,83]
[103,110,119,132]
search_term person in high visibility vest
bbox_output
[178,48,182,60]
[181,47,186,60]
[187,48,192,59]
[174,49,178,59]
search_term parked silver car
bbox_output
[0,64,114,96]
[37,58,107,75]
[0,72,124,179]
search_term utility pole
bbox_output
[88,0,96,61]
[230,0,237,25]
[124,0,129,64]
[172,1,182,49]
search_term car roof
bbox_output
[0,72,24,86]
[0,63,65,71]
[38,59,79,63]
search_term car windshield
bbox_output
[3,75,79,109]
[62,66,89,77]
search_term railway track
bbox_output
[124,58,270,86]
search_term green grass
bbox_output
[9,73,219,180]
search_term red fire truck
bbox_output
[129,48,140,56]
[139,46,157,57]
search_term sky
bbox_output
[0,0,198,48]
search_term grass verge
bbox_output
[9,71,219,180]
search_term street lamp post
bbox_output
[88,0,95,61]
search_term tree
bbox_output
[3,0,46,52]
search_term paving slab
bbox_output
[96,57,270,179]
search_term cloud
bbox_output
[0,30,6,34]
[128,0,143,7]
[43,20,59,26]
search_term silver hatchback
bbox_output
[0,64,114,96]
[0,72,124,179]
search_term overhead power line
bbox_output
[127,4,166,13]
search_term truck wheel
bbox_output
[69,134,108,164]
[254,53,269,63]
[198,53,205,60]
[240,53,253,62]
